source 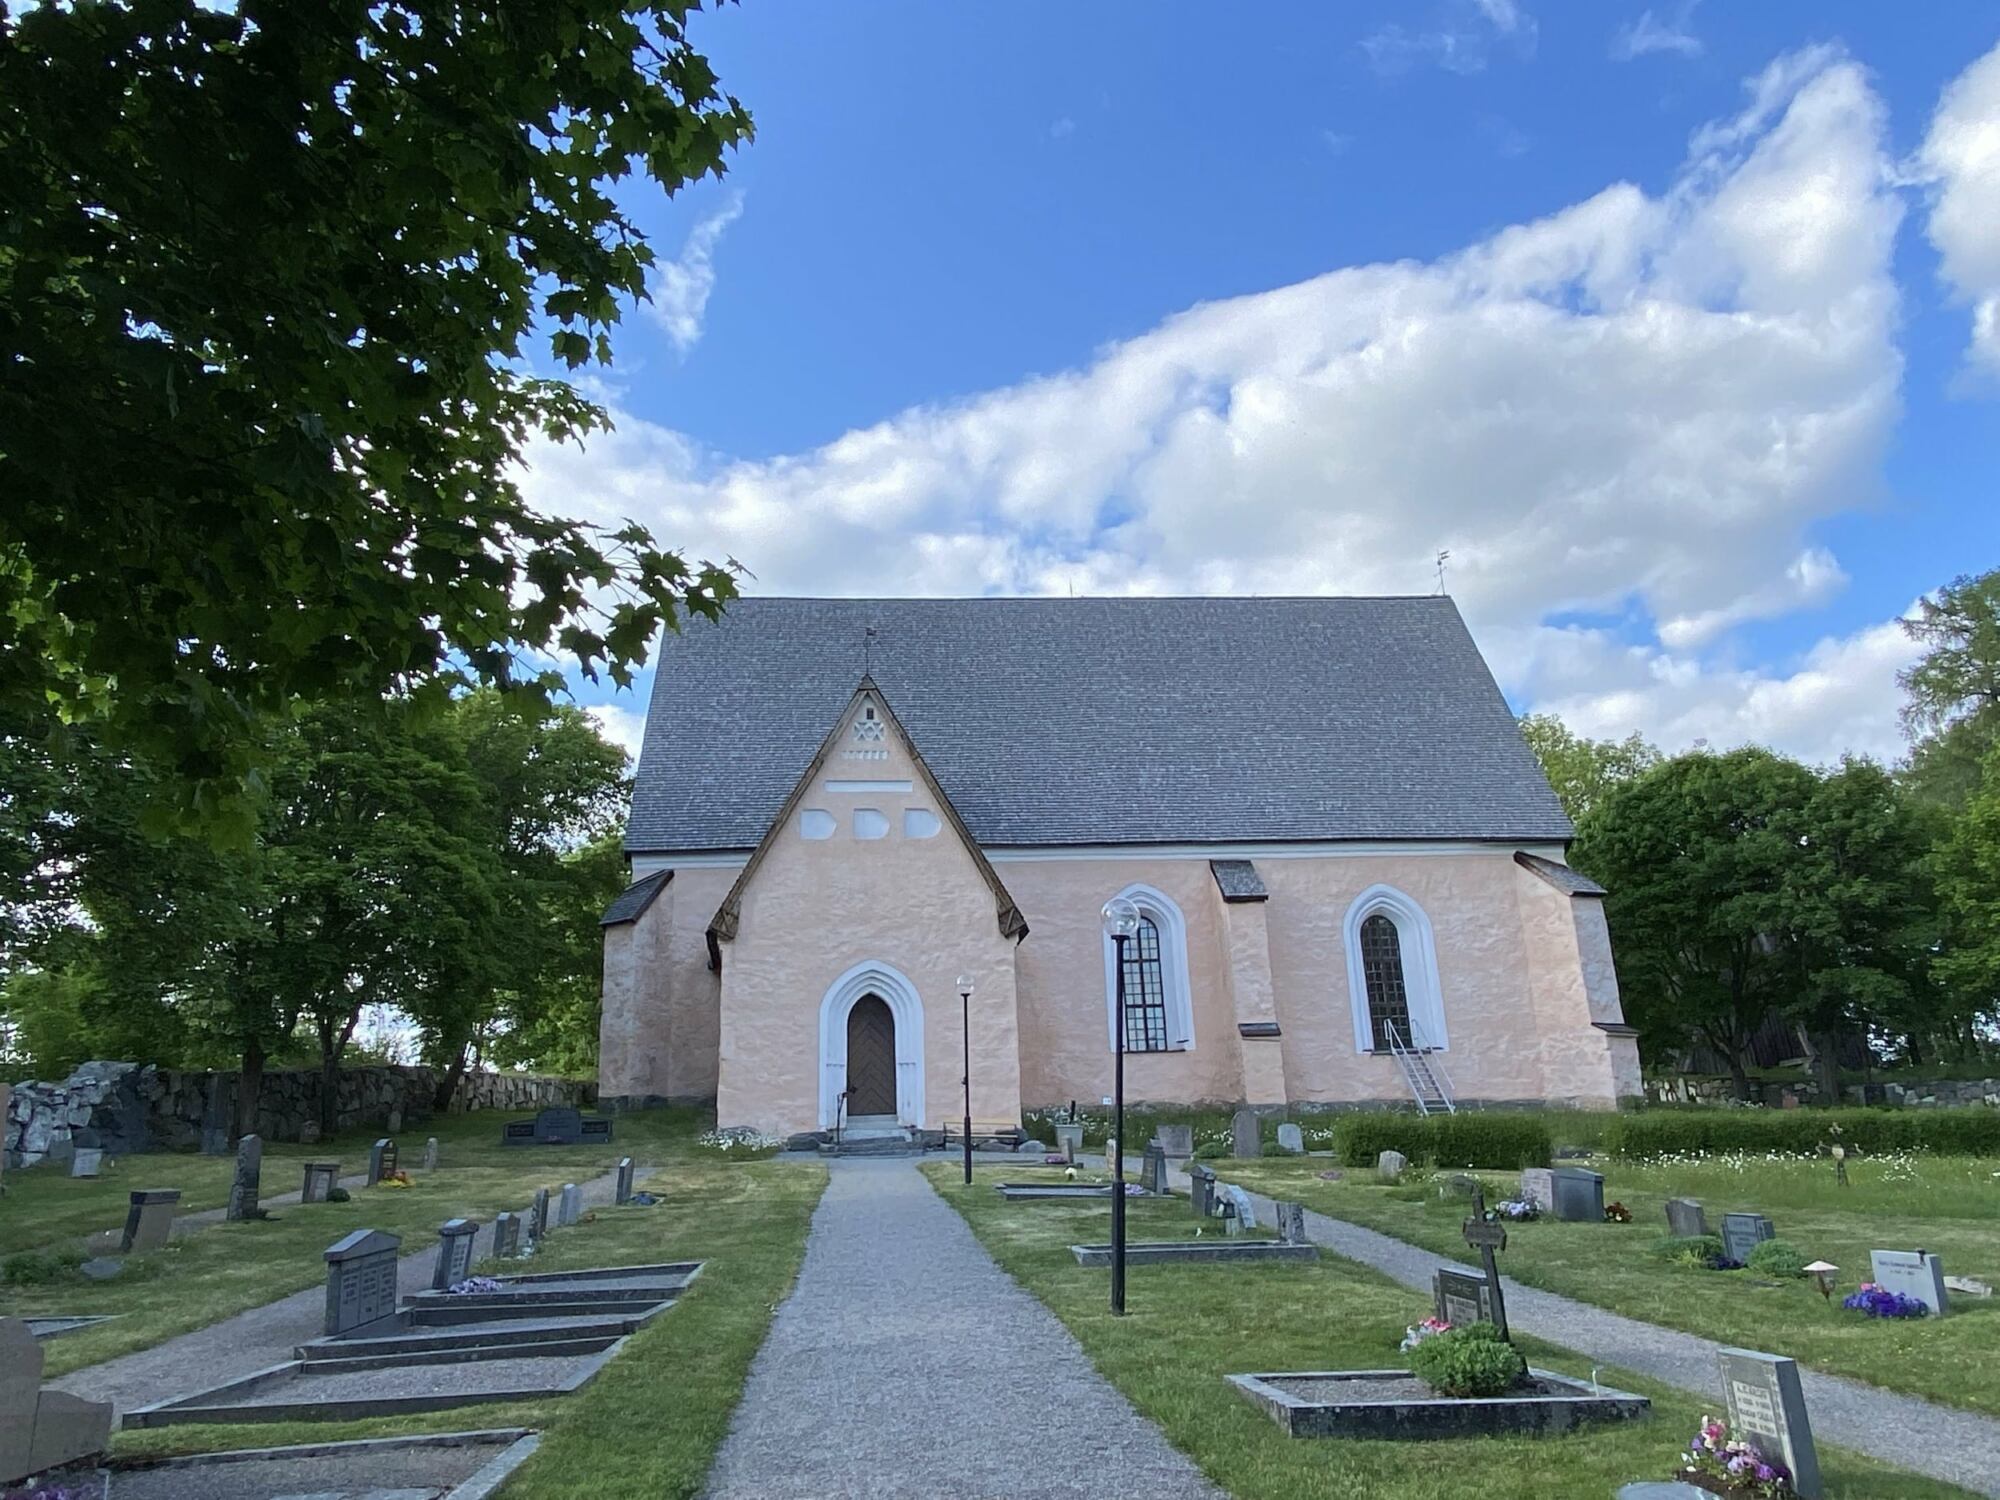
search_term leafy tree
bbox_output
[486,833,629,1077]
[1518,713,1661,823]
[1933,740,2000,1050]
[0,1,749,827]
[1900,571,2000,807]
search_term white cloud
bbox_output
[529,47,1912,765]
[647,195,744,354]
[1611,6,1702,62]
[1362,0,1537,76]
[584,703,647,766]
[1916,40,2000,377]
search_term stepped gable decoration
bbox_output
[703,675,1029,969]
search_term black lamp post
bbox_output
[958,974,974,1186]
[1102,896,1141,1316]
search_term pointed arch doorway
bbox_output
[844,994,898,1117]
[818,961,927,1130]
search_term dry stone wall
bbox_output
[4,1060,594,1168]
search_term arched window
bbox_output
[1101,884,1194,1053]
[1343,885,1447,1054]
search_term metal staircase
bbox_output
[1384,1022,1457,1115]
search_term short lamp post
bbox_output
[958,974,975,1186]
[1806,1260,1839,1304]
[1101,896,1141,1316]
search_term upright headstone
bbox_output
[432,1218,479,1290]
[1141,1142,1168,1195]
[367,1137,398,1187]
[1550,1166,1605,1222]
[322,1228,401,1337]
[1,1317,113,1486]
[1718,1348,1822,1499]
[1275,1122,1305,1155]
[1720,1212,1776,1265]
[299,1119,322,1146]
[530,1187,551,1244]
[1188,1164,1217,1218]
[1665,1198,1710,1239]
[535,1107,584,1145]
[301,1161,340,1204]
[226,1133,263,1222]
[1231,1109,1262,1159]
[199,1075,231,1156]
[1870,1250,1949,1316]
[1377,1149,1408,1183]
[1221,1184,1258,1234]
[1275,1200,1308,1244]
[1433,1267,1497,1327]
[558,1182,583,1227]
[69,1148,104,1179]
[493,1211,522,1259]
[121,1188,180,1252]
[422,1136,439,1172]
[1518,1167,1555,1212]
[386,1107,404,1134]
[1053,1122,1084,1164]
[1155,1124,1193,1161]
[615,1156,636,1205]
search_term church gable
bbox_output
[706,677,1027,959]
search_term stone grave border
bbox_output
[1070,1240,1317,1267]
[995,1182,1154,1201]
[24,1315,119,1341]
[107,1427,541,1500]
[1228,1367,1651,1439]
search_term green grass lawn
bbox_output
[921,1162,1974,1500]
[109,1153,827,1500]
[1219,1151,2000,1419]
[1,1106,745,1376]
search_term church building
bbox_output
[599,596,1642,1139]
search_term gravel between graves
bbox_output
[111,1440,495,1500]
[1208,1171,2000,1499]
[701,1157,1220,1500]
[49,1160,633,1418]
[232,1353,590,1406]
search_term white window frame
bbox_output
[1343,883,1448,1054]
[1101,883,1195,1053]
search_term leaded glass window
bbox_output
[1360,912,1411,1050]
[1120,916,1170,1053]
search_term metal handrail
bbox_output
[833,1088,850,1150]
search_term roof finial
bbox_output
[1435,549,1451,596]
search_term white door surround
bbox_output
[818,960,926,1130]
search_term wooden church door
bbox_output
[845,994,898,1116]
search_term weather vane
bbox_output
[1435,549,1451,595]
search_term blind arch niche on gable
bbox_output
[1343,884,1448,1054]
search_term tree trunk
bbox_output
[237,1032,266,1138]
[1726,1049,1752,1101]
[1811,1029,1841,1105]
[432,1036,472,1113]
[316,1007,363,1135]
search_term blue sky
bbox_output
[534,3,2000,769]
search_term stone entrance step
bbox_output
[820,1135,923,1157]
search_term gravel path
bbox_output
[50,1161,635,1420]
[158,1170,372,1242]
[701,1157,1220,1500]
[1212,1171,2000,1498]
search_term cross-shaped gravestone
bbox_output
[1461,1188,1511,1343]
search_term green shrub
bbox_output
[1650,1234,1725,1269]
[1602,1106,2000,1159]
[1193,1139,1228,1160]
[2,1246,86,1286]
[1431,1114,1553,1170]
[1332,1114,1433,1168]
[1408,1323,1526,1398]
[326,1185,352,1203]
[1746,1238,1809,1279]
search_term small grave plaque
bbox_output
[1665,1198,1709,1239]
[1276,1123,1305,1155]
[493,1211,522,1258]
[1053,1123,1084,1164]
[431,1218,479,1290]
[367,1138,398,1187]
[1376,1149,1408,1182]
[1434,1267,1496,1327]
[422,1137,439,1172]
[1275,1200,1307,1244]
[1869,1249,1948,1316]
[502,1120,537,1146]
[1720,1212,1775,1265]
[226,1133,263,1222]
[1518,1167,1554,1212]
[615,1156,636,1205]
[69,1148,103,1179]
[580,1117,614,1143]
[1232,1109,1262,1159]
[121,1189,180,1253]
[1189,1164,1217,1218]
[1718,1348,1821,1498]
[301,1161,340,1204]
[1550,1166,1605,1223]
[1155,1124,1193,1160]
[323,1228,401,1336]
[530,1187,551,1243]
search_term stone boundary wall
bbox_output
[4,1060,596,1168]
[1650,1075,2000,1110]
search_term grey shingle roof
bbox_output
[599,870,671,926]
[626,597,1572,853]
[1210,860,1269,902]
[1514,851,1606,896]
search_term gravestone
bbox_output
[1221,1184,1258,1235]
[1550,1166,1605,1222]
[615,1156,636,1205]
[1141,1142,1168,1196]
[1,1317,113,1486]
[199,1075,231,1156]
[530,1187,551,1244]
[1276,1123,1305,1155]
[1231,1110,1262,1159]
[1188,1164,1217,1218]
[1718,1347,1822,1498]
[1460,1187,1512,1341]
[367,1137,398,1187]
[387,1107,404,1134]
[502,1120,537,1146]
[558,1182,583,1227]
[322,1228,401,1336]
[1870,1249,1948,1316]
[493,1211,522,1259]
[431,1218,479,1290]
[1518,1167,1554,1212]
[69,1148,103,1179]
[301,1161,340,1204]
[1720,1212,1776,1265]
[538,1107,583,1144]
[422,1136,439,1172]
[1377,1149,1408,1183]
[1275,1200,1307,1244]
[580,1116,615,1143]
[1433,1267,1496,1327]
[226,1133,263,1222]
[1155,1124,1193,1161]
[1665,1198,1710,1239]
[1053,1122,1084,1164]
[121,1188,180,1252]
[299,1119,322,1146]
